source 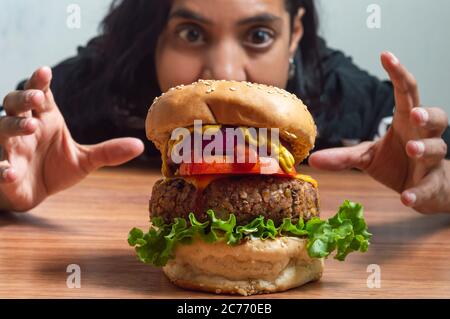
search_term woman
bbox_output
[1,0,449,213]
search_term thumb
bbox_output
[24,66,57,114]
[83,137,145,172]
[308,142,374,171]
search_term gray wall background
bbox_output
[1,0,450,113]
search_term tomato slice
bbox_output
[179,156,296,177]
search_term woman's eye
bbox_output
[177,25,205,45]
[245,28,275,47]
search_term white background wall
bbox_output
[0,0,111,97]
[1,0,450,113]
[318,0,450,112]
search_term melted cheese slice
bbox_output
[182,175,227,192]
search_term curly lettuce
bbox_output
[128,200,371,267]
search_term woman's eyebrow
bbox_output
[237,13,282,25]
[168,9,282,26]
[169,8,213,25]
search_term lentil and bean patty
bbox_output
[149,176,319,225]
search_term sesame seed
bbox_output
[246,83,253,87]
[229,87,237,91]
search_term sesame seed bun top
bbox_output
[146,80,317,164]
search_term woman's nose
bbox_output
[201,41,247,82]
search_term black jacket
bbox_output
[12,37,450,159]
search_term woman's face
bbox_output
[155,0,304,92]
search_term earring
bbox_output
[288,57,296,79]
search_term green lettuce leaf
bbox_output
[128,200,372,267]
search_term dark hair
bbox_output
[284,0,324,112]
[61,0,323,135]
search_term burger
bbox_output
[128,80,371,296]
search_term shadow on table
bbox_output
[0,211,69,231]
[36,252,216,297]
[365,212,450,264]
[36,251,341,297]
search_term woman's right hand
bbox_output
[0,67,144,212]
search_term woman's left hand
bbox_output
[309,52,450,214]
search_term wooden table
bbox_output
[1,164,450,299]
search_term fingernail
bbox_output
[414,141,425,158]
[20,119,29,129]
[387,52,399,65]
[27,91,43,105]
[41,66,52,75]
[404,192,417,206]
[26,91,35,103]
[20,118,36,130]
[417,108,429,126]
[2,168,11,180]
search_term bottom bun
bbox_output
[163,236,324,296]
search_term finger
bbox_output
[401,170,443,214]
[381,51,420,115]
[2,90,45,116]
[82,138,145,173]
[405,138,447,165]
[0,116,38,141]
[24,66,56,114]
[24,66,52,92]
[0,162,17,184]
[410,107,448,137]
[308,142,374,171]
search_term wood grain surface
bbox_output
[1,163,450,299]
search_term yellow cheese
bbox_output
[170,174,317,194]
[181,175,227,192]
[295,174,318,188]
